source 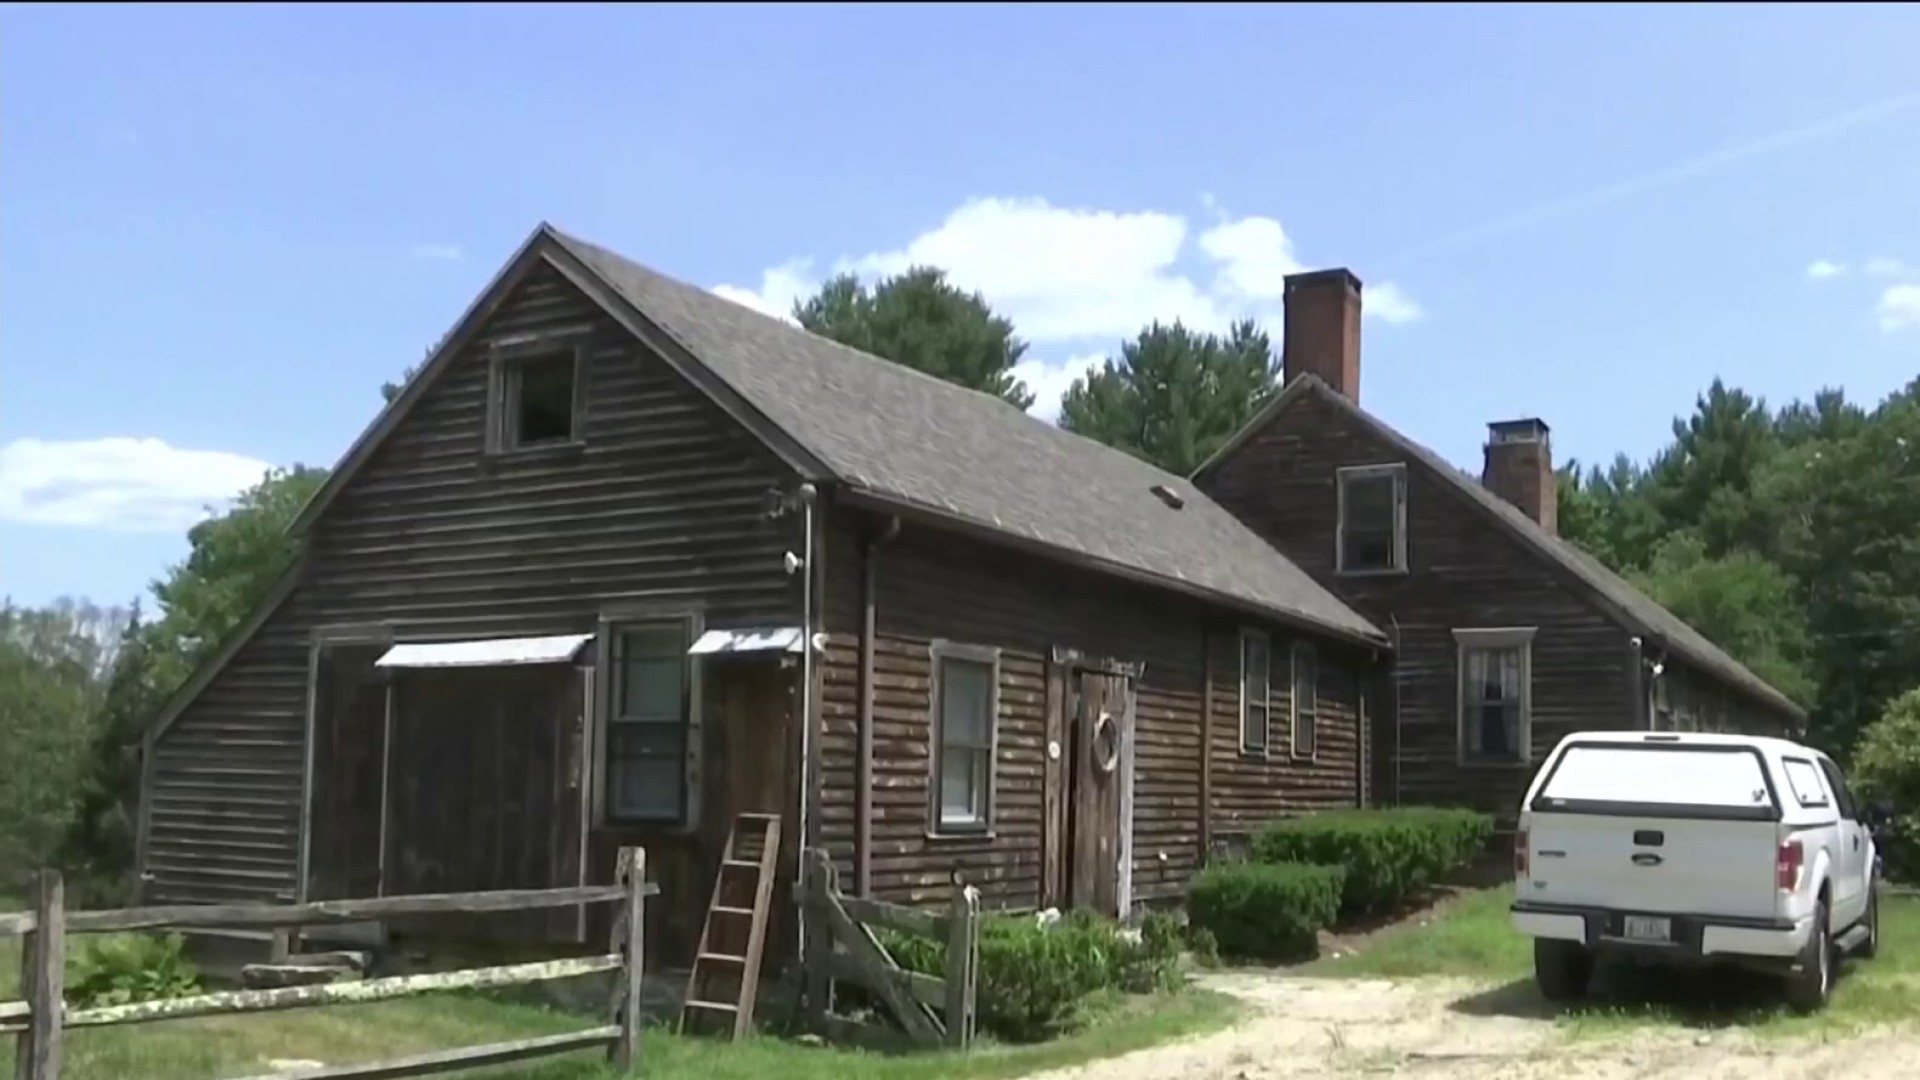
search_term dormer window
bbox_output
[1336,463,1407,574]
[488,341,585,453]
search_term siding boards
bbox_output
[818,511,1375,912]
[1199,392,1629,821]
[145,259,799,912]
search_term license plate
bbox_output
[1623,915,1671,942]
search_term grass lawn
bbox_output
[1,928,1238,1080]
[1308,883,1920,1038]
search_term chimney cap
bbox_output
[1283,267,1364,294]
[1487,418,1551,445]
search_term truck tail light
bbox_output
[1776,837,1804,891]
[1514,829,1529,878]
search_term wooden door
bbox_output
[1063,666,1136,916]
[306,643,389,902]
[384,663,589,942]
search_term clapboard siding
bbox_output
[816,511,1375,912]
[143,257,799,906]
[1199,390,1633,821]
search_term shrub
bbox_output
[878,906,1185,1042]
[66,932,201,1008]
[1250,807,1493,916]
[1852,688,1920,881]
[1187,861,1343,961]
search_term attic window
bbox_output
[1150,483,1186,509]
[489,345,584,453]
[1336,463,1408,575]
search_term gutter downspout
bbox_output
[856,515,901,897]
[795,481,818,960]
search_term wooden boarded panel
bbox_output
[385,663,583,942]
[306,643,388,902]
[1067,669,1132,916]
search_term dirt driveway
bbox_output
[1031,973,1919,1080]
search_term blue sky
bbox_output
[3,3,1918,609]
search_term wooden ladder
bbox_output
[679,811,782,1040]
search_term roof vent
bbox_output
[1150,483,1186,510]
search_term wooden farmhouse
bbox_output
[135,224,1395,963]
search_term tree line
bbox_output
[6,262,1914,897]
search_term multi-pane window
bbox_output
[1290,643,1319,758]
[1336,463,1408,573]
[1240,630,1272,754]
[1456,628,1535,764]
[606,623,690,822]
[934,645,997,833]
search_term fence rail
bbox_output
[2,847,652,1080]
[800,849,979,1051]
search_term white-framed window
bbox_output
[487,340,585,453]
[1239,629,1272,755]
[602,616,699,825]
[1290,642,1319,759]
[1335,463,1408,575]
[1455,627,1535,764]
[931,641,999,834]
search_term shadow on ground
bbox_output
[1449,959,1839,1029]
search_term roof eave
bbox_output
[835,484,1389,650]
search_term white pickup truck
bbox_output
[1510,732,1884,1012]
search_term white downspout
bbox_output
[794,482,818,957]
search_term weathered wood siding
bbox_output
[143,258,800,930]
[1198,391,1633,820]
[816,510,1375,911]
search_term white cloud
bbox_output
[1806,259,1847,280]
[409,243,464,262]
[1865,256,1910,278]
[1013,353,1106,424]
[712,196,1422,418]
[0,437,271,531]
[1878,284,1920,332]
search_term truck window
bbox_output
[1535,743,1777,818]
[1781,758,1830,809]
[1816,757,1858,820]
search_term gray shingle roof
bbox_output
[1198,376,1805,720]
[548,227,1384,645]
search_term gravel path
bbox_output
[1026,972,1918,1080]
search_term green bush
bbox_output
[1187,861,1343,961]
[1852,688,1920,881]
[1250,807,1493,916]
[66,932,201,1008]
[878,907,1185,1042]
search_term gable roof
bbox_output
[287,224,1384,647]
[1193,375,1806,721]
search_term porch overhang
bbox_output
[687,626,806,656]
[373,633,595,670]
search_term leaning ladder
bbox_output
[679,811,783,1040]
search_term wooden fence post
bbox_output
[942,880,979,1050]
[15,870,64,1080]
[609,848,645,1074]
[801,850,830,1030]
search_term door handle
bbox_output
[1853,835,1861,851]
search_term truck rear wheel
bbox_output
[1534,939,1592,1003]
[1860,879,1881,961]
[1785,899,1833,1014]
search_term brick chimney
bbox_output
[1483,419,1557,534]
[1281,268,1363,401]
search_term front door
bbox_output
[1060,664,1136,916]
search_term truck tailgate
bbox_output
[1524,812,1781,920]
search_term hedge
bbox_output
[1249,807,1494,916]
[1187,861,1344,961]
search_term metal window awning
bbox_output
[374,633,595,670]
[687,626,806,656]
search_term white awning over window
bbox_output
[374,633,595,670]
[687,626,805,656]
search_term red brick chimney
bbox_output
[1483,419,1557,534]
[1282,268,1363,402]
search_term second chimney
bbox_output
[1282,268,1363,402]
[1483,419,1557,534]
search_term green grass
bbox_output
[1306,883,1920,1038]
[0,923,1237,1080]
